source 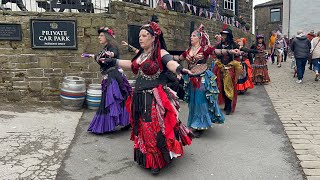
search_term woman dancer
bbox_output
[236,38,257,94]
[173,24,239,137]
[86,27,132,134]
[213,26,242,115]
[250,34,270,84]
[100,22,194,175]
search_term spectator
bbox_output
[290,30,311,84]
[307,30,315,70]
[269,31,277,64]
[274,33,287,67]
[310,31,320,81]
[283,34,289,62]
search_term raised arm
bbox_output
[161,49,191,75]
[240,47,261,54]
[121,41,140,54]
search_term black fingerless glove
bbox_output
[176,65,186,75]
[100,58,118,67]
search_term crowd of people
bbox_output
[268,30,320,83]
[81,16,320,175]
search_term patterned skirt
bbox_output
[237,59,254,91]
[126,85,192,170]
[183,70,225,130]
[88,73,132,134]
[252,57,270,84]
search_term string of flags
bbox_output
[157,0,250,32]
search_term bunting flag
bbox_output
[209,12,213,19]
[168,0,173,8]
[179,1,185,11]
[193,5,197,14]
[186,3,191,12]
[199,8,203,16]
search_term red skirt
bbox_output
[126,85,192,170]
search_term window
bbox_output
[270,8,281,22]
[128,25,141,51]
[224,0,235,12]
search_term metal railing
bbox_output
[0,0,206,14]
[0,0,159,13]
[0,0,113,13]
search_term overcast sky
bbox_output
[253,0,271,6]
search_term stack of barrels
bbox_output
[60,76,135,110]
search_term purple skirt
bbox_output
[88,74,132,134]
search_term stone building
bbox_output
[216,0,253,27]
[0,1,253,102]
[282,0,320,38]
[254,0,283,46]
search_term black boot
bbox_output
[193,129,203,138]
[120,124,131,131]
[151,168,160,175]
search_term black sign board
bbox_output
[30,19,77,49]
[0,23,22,41]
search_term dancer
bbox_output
[235,38,256,94]
[173,24,239,137]
[100,22,193,175]
[213,25,242,115]
[85,27,132,134]
[250,34,270,84]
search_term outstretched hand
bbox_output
[121,41,128,46]
[81,53,94,58]
[182,68,193,75]
[232,49,241,55]
[98,57,117,65]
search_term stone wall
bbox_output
[0,1,253,102]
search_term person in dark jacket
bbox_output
[290,30,311,84]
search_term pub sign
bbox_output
[30,19,77,49]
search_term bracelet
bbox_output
[115,58,119,66]
[176,65,184,75]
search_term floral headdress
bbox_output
[140,22,162,37]
[194,24,210,47]
[98,26,115,38]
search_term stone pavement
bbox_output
[0,102,82,179]
[264,59,320,180]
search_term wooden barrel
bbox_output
[86,84,102,110]
[60,76,86,110]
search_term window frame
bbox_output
[223,0,236,13]
[270,8,281,22]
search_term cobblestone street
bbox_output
[265,59,320,180]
